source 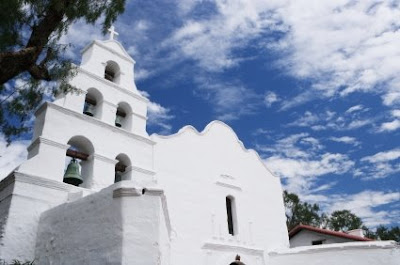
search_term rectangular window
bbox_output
[226,197,234,235]
[312,240,324,245]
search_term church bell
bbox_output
[115,115,123,127]
[63,159,83,186]
[83,101,95,116]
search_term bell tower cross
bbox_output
[108,25,119,40]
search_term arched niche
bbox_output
[115,101,132,130]
[64,136,95,188]
[114,153,132,183]
[83,88,103,119]
[104,60,120,84]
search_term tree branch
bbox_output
[0,0,73,85]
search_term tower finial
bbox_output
[108,25,119,40]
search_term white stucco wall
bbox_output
[0,173,89,262]
[152,121,289,265]
[35,182,170,265]
[269,241,400,265]
[290,230,355,247]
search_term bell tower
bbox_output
[17,27,156,190]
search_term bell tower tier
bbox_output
[17,31,156,190]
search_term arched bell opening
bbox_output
[83,88,103,119]
[114,153,131,183]
[63,136,94,187]
[226,195,238,236]
[115,102,132,130]
[104,60,120,84]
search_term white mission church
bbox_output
[0,29,398,265]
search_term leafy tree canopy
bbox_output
[283,190,399,242]
[284,190,323,230]
[0,0,126,143]
[328,209,363,231]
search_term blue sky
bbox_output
[1,0,399,227]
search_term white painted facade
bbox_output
[0,35,398,265]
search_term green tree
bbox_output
[283,190,322,230]
[375,225,400,242]
[328,210,363,231]
[0,0,126,142]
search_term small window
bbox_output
[312,240,324,245]
[226,196,236,235]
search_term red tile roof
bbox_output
[289,224,374,241]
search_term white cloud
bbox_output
[194,76,262,121]
[327,191,400,227]
[329,136,360,146]
[287,109,372,131]
[378,109,400,132]
[392,109,400,118]
[59,20,103,60]
[264,91,279,107]
[345,105,364,114]
[265,153,354,194]
[139,91,174,134]
[167,0,283,72]
[0,136,29,180]
[361,149,400,163]
[359,148,400,179]
[287,111,320,127]
[260,133,354,194]
[166,1,400,110]
[379,119,400,132]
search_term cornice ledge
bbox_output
[143,187,164,196]
[112,187,143,198]
[12,172,83,192]
[78,68,148,103]
[131,111,148,120]
[28,136,70,152]
[92,154,118,164]
[47,103,155,145]
[215,181,242,191]
[101,100,118,108]
[202,242,264,255]
[126,165,156,176]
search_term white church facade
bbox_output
[0,31,398,265]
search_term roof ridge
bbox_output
[289,224,373,242]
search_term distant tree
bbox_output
[362,225,378,239]
[0,0,126,142]
[283,191,399,242]
[283,191,322,230]
[375,225,400,242]
[328,210,363,231]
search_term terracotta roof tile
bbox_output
[289,224,374,241]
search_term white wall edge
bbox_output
[152,120,279,178]
[269,241,399,256]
